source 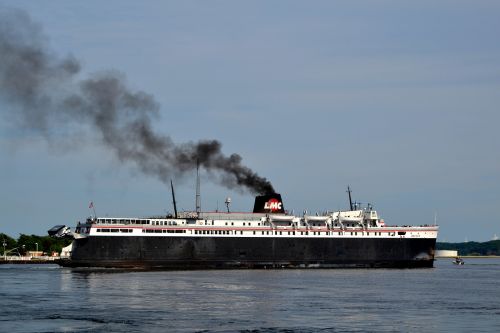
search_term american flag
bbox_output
[89,201,94,209]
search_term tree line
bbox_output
[1,233,72,256]
[437,240,500,256]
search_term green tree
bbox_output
[1,233,18,255]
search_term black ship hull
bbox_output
[58,236,436,269]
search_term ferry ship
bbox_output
[48,189,438,269]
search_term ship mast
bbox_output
[170,179,178,219]
[196,159,201,216]
[347,186,354,211]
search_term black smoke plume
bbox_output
[0,8,274,195]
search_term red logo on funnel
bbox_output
[264,198,282,212]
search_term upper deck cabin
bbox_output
[82,207,385,231]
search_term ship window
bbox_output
[240,231,243,235]
[243,223,246,226]
[258,223,261,226]
[293,232,296,235]
[231,222,234,226]
[253,231,256,235]
[101,229,110,232]
[280,231,282,235]
[97,229,101,232]
[267,231,270,235]
[355,232,357,235]
[398,232,406,235]
[249,223,251,226]
[225,222,228,225]
[350,232,353,235]
[262,231,264,235]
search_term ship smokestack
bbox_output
[253,193,285,214]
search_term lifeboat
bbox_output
[304,215,330,222]
[268,215,295,222]
[340,217,363,223]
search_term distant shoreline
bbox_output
[0,261,57,265]
[436,256,500,259]
[0,258,59,265]
[458,255,500,258]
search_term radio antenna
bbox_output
[89,201,97,220]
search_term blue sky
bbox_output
[1,1,499,242]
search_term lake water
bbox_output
[1,258,499,332]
